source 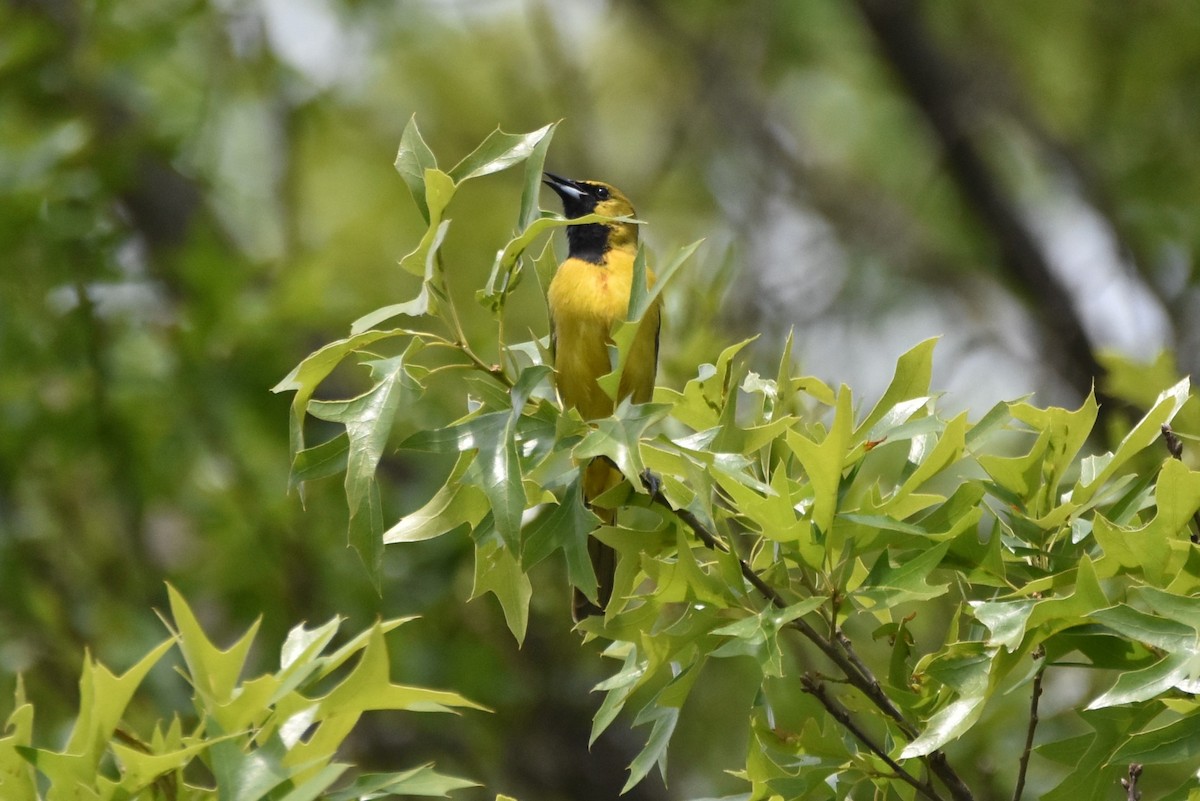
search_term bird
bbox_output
[543,172,662,619]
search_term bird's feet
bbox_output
[640,468,662,499]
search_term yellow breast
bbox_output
[548,249,661,420]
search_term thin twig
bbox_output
[1121,763,1143,801]
[792,617,918,737]
[801,673,944,801]
[423,337,513,387]
[1012,648,1046,801]
[1162,424,1200,542]
[434,251,513,387]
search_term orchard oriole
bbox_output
[543,173,661,619]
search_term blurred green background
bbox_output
[3,1,1199,799]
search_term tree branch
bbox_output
[850,0,1107,407]
[1012,651,1046,801]
[801,673,945,801]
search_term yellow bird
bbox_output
[543,173,661,619]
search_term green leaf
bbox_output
[320,625,487,716]
[290,432,349,487]
[309,349,424,580]
[384,452,489,543]
[1040,706,1160,801]
[449,124,555,183]
[590,646,643,744]
[518,123,557,230]
[272,328,415,459]
[1090,604,1194,652]
[1010,392,1099,515]
[885,616,917,692]
[275,617,345,701]
[1072,377,1189,506]
[0,686,35,800]
[711,599,824,676]
[965,399,1015,450]
[463,417,524,554]
[661,338,756,431]
[977,440,1046,503]
[60,637,175,770]
[1134,586,1200,627]
[112,737,234,794]
[401,410,509,453]
[573,402,671,489]
[471,523,533,644]
[854,338,937,440]
[168,584,261,710]
[1088,649,1200,709]
[862,396,931,444]
[622,659,704,792]
[311,617,413,684]
[893,412,968,499]
[394,115,439,223]
[1110,712,1200,765]
[399,180,454,277]
[530,239,559,327]
[350,280,437,335]
[786,386,853,538]
[347,481,385,588]
[900,644,994,758]
[209,730,292,801]
[1086,595,1200,710]
[1093,458,1200,583]
[521,477,601,596]
[854,541,951,607]
[1025,554,1110,633]
[628,238,703,324]
[277,763,350,801]
[970,599,1036,653]
[716,459,812,560]
[326,763,480,800]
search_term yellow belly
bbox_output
[548,253,661,420]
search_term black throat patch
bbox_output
[567,222,609,265]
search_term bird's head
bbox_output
[543,173,635,219]
[543,172,638,259]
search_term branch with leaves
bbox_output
[0,587,481,799]
[276,120,1200,800]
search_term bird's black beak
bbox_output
[543,172,587,204]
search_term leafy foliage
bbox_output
[0,587,481,800]
[279,122,1200,800]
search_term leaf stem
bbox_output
[423,336,513,387]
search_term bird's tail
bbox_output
[573,457,622,620]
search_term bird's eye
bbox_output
[595,186,610,200]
